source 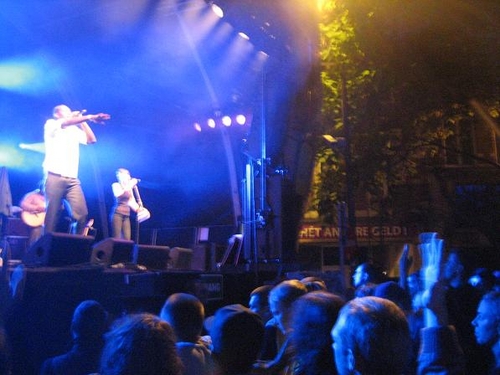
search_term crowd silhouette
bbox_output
[0,231,499,374]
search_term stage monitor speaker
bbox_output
[169,247,193,270]
[191,243,218,271]
[23,233,95,267]
[135,245,170,270]
[5,236,29,260]
[90,238,135,266]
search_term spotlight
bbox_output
[222,115,232,126]
[235,114,246,125]
[194,123,202,132]
[207,118,216,128]
[210,3,224,18]
[238,32,250,40]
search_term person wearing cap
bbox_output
[209,304,264,375]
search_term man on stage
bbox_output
[42,104,109,235]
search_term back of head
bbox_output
[210,304,264,374]
[290,291,345,375]
[269,279,308,310]
[300,276,328,292]
[71,300,108,342]
[332,296,411,375]
[100,313,182,375]
[160,293,204,342]
[269,280,308,334]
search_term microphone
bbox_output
[72,109,87,116]
[133,178,141,183]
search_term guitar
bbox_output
[21,211,46,227]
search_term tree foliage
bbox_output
[314,0,500,240]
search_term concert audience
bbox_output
[351,262,382,297]
[40,300,109,375]
[331,296,413,375]
[300,276,328,292]
[99,313,182,375]
[289,291,345,375]
[330,232,468,375]
[160,293,214,375]
[472,290,500,374]
[209,304,264,375]
[442,247,486,373]
[416,233,465,374]
[248,284,278,360]
[253,279,308,374]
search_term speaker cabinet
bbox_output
[5,236,29,260]
[169,247,193,270]
[23,233,95,267]
[135,245,170,270]
[90,238,135,266]
[191,243,219,271]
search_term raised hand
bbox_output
[89,113,111,123]
[420,234,444,290]
[419,232,448,326]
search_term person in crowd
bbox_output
[472,290,500,374]
[209,304,264,375]
[290,291,345,375]
[300,276,328,292]
[43,104,108,235]
[249,285,274,323]
[99,313,182,375]
[249,284,277,360]
[160,293,214,375]
[40,300,109,375]
[331,296,412,375]
[254,279,308,374]
[397,246,426,368]
[442,247,486,373]
[110,168,141,240]
[416,233,465,374]
[19,185,45,245]
[352,262,381,297]
[331,233,467,375]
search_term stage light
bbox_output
[0,56,63,95]
[238,32,250,40]
[18,142,45,153]
[210,3,224,18]
[235,114,246,125]
[194,123,202,132]
[222,115,232,126]
[207,118,216,128]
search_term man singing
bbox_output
[42,104,109,235]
